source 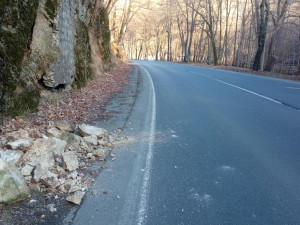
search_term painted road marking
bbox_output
[137,65,156,225]
[286,87,300,90]
[190,71,282,105]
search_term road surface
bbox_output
[71,61,300,225]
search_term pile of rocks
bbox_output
[0,122,117,205]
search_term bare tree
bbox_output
[252,0,270,71]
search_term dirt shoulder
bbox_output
[182,62,300,82]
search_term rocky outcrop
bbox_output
[0,0,115,117]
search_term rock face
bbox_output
[0,0,115,116]
[0,160,30,204]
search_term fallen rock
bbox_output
[92,149,106,157]
[6,139,33,150]
[0,150,24,166]
[23,139,55,171]
[60,132,82,150]
[29,129,42,139]
[21,164,34,176]
[0,159,30,204]
[66,191,85,205]
[62,152,78,171]
[47,203,57,212]
[83,135,98,146]
[80,140,93,153]
[54,121,74,133]
[46,127,62,138]
[49,138,67,156]
[40,171,59,187]
[68,185,81,193]
[78,124,106,138]
[98,139,108,146]
[5,129,29,142]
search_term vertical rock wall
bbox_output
[50,0,75,88]
[0,0,115,117]
[0,0,40,117]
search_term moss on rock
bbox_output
[44,0,59,21]
[74,20,92,89]
[0,0,40,117]
[90,5,114,71]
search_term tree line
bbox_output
[103,0,300,74]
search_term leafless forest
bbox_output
[104,0,300,74]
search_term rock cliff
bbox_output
[0,0,115,117]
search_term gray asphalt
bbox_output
[72,61,300,225]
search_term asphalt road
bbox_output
[72,61,300,225]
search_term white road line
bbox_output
[286,87,300,90]
[190,71,282,105]
[137,66,156,225]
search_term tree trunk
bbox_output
[264,35,277,71]
[252,0,269,71]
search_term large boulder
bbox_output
[0,159,30,204]
[78,124,106,138]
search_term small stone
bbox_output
[98,140,108,146]
[66,191,85,205]
[47,203,57,212]
[29,199,37,203]
[107,143,112,148]
[92,149,106,157]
